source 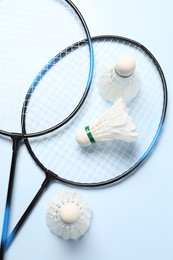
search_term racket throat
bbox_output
[11,134,24,151]
[44,170,58,185]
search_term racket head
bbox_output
[0,0,94,137]
[24,35,167,187]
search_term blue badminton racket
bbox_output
[4,35,167,256]
[0,0,94,258]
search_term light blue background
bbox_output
[1,0,173,259]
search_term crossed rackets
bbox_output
[0,0,167,259]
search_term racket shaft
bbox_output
[0,136,22,259]
[5,177,50,252]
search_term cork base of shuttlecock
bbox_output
[46,191,92,240]
[76,128,91,146]
[59,204,81,224]
[115,55,136,77]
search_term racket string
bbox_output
[26,37,166,183]
[23,45,90,133]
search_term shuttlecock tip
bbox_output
[76,128,91,146]
[59,204,80,224]
[115,56,136,77]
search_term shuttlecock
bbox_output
[76,98,138,146]
[99,55,140,103]
[46,191,92,240]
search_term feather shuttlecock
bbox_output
[76,98,138,146]
[46,191,92,240]
[99,56,140,103]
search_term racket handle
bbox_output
[0,135,23,260]
[4,176,50,252]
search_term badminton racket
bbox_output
[5,35,167,253]
[0,0,94,258]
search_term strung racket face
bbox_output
[0,0,93,136]
[24,35,167,186]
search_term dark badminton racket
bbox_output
[5,35,167,253]
[0,0,94,258]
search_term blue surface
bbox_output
[0,0,173,259]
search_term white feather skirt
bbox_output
[46,191,92,240]
[100,64,140,103]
